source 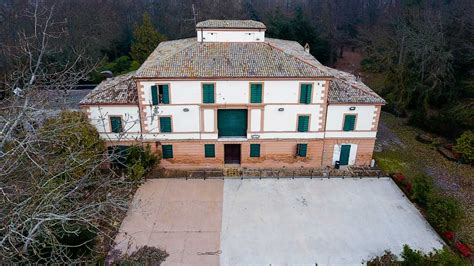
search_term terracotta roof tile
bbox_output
[135,39,329,78]
[79,72,137,105]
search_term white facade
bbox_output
[197,30,265,42]
[138,80,328,140]
[87,105,141,140]
[90,80,380,143]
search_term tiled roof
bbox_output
[83,35,384,105]
[267,38,385,104]
[135,38,329,78]
[196,20,266,29]
[327,69,386,104]
[79,72,137,105]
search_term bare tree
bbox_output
[0,2,146,263]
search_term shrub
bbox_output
[114,246,168,265]
[412,175,433,207]
[427,194,463,232]
[453,131,474,163]
[367,245,469,265]
[125,145,157,180]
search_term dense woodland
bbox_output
[1,0,472,138]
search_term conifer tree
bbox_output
[130,13,166,63]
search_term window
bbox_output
[110,116,123,133]
[296,144,307,157]
[250,144,260,157]
[297,115,310,132]
[299,84,313,104]
[250,83,263,103]
[202,83,215,103]
[343,114,356,131]
[162,145,173,159]
[151,84,170,105]
[204,144,215,158]
[108,146,128,168]
[159,117,172,132]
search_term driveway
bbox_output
[112,178,443,265]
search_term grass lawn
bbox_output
[374,112,474,247]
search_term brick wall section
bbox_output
[322,138,376,166]
[158,139,324,169]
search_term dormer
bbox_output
[196,20,266,43]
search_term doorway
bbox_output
[224,144,241,164]
[339,145,351,165]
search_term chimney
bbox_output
[304,43,310,53]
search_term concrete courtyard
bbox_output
[112,178,443,265]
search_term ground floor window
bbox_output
[204,144,215,158]
[250,144,260,157]
[108,145,128,168]
[162,145,173,159]
[296,144,308,157]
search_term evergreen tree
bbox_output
[130,13,166,64]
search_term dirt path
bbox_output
[375,112,474,247]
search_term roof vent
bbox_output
[100,70,113,79]
[304,43,310,53]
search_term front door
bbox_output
[224,144,241,164]
[339,145,351,165]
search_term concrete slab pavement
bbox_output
[220,178,444,265]
[112,179,223,265]
[112,177,443,265]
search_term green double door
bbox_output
[339,145,351,165]
[217,109,248,137]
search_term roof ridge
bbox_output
[265,41,332,77]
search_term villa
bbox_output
[80,20,385,169]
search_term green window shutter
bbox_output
[161,85,170,104]
[204,144,215,158]
[250,84,262,103]
[339,145,351,165]
[110,117,123,133]
[297,116,310,132]
[151,85,159,105]
[299,84,312,104]
[202,84,215,103]
[343,115,356,131]
[297,143,308,157]
[159,117,172,132]
[250,144,260,157]
[162,145,173,159]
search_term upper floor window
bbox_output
[202,83,215,103]
[299,84,313,104]
[297,115,310,132]
[110,116,123,133]
[343,114,356,131]
[250,83,263,103]
[151,84,169,105]
[159,117,172,132]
